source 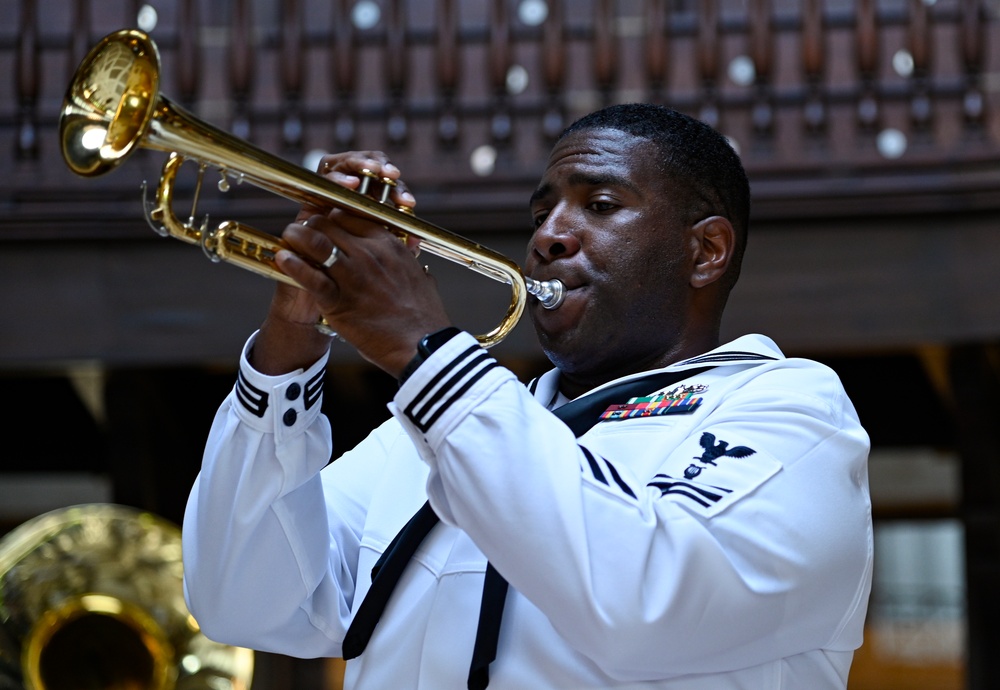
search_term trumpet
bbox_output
[59,29,564,347]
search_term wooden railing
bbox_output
[2,0,999,238]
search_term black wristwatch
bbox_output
[398,326,462,385]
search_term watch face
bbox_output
[420,327,461,357]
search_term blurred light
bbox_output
[283,116,303,144]
[964,90,984,119]
[470,145,497,177]
[518,0,549,26]
[727,56,756,86]
[137,5,158,32]
[877,128,907,159]
[893,50,915,77]
[506,64,529,95]
[352,0,381,30]
[857,96,879,126]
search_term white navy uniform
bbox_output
[182,331,873,689]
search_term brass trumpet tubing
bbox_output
[148,152,301,286]
[146,145,527,346]
[144,94,531,287]
[146,95,531,347]
[211,220,303,287]
[147,153,203,246]
[148,150,525,346]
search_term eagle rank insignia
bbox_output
[599,383,707,421]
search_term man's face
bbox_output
[525,127,694,380]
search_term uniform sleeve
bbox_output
[182,334,390,658]
[390,332,873,681]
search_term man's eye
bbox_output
[589,201,616,213]
[532,213,548,228]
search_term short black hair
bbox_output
[560,103,751,289]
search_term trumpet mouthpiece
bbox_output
[525,277,565,310]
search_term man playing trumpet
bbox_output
[182,103,872,690]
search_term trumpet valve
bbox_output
[358,168,398,205]
[378,176,396,204]
[355,168,374,196]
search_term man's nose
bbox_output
[530,209,581,262]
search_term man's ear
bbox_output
[690,216,735,288]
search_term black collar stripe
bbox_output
[580,446,608,486]
[603,459,637,499]
[677,351,777,365]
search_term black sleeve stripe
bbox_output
[402,342,499,433]
[410,351,491,422]
[603,460,638,499]
[415,361,500,432]
[527,378,539,395]
[304,369,325,410]
[580,446,608,485]
[236,369,268,418]
[406,344,483,417]
[647,479,731,502]
[650,474,733,495]
[655,488,713,508]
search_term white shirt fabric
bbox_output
[182,332,873,690]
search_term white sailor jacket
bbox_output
[182,332,873,689]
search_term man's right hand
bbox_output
[249,151,416,375]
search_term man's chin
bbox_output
[534,327,592,374]
[528,289,587,343]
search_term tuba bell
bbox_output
[59,29,564,347]
[0,503,253,690]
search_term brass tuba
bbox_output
[58,29,564,347]
[0,503,254,690]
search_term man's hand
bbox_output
[251,151,451,377]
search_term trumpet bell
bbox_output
[0,503,254,690]
[60,30,160,177]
